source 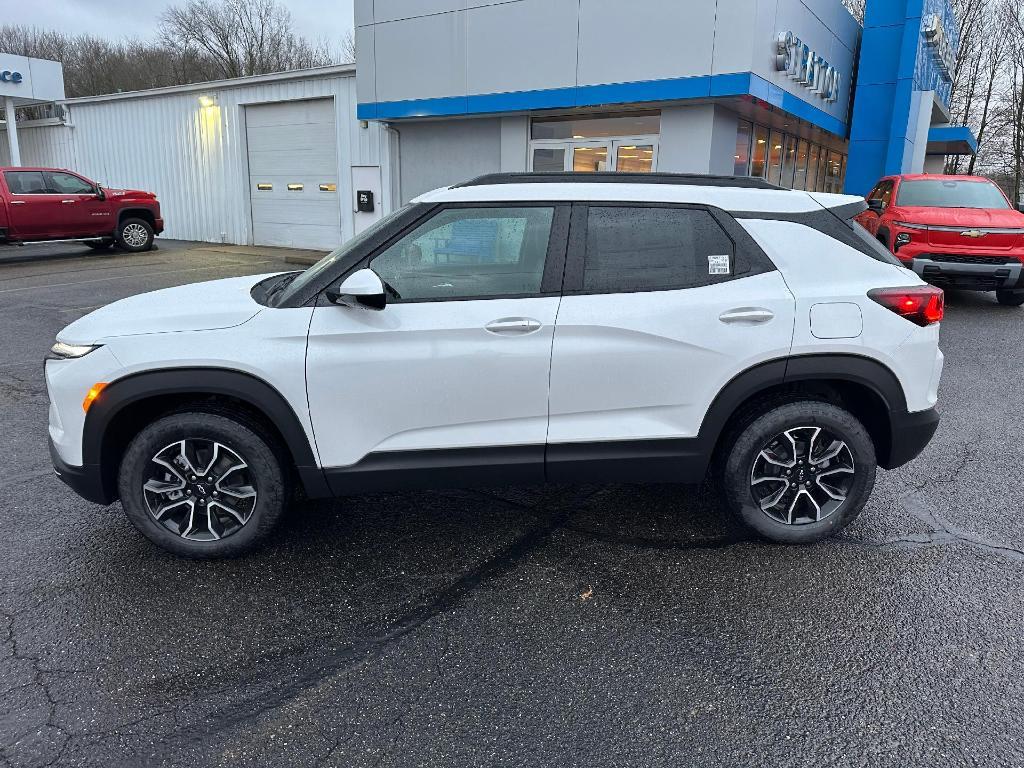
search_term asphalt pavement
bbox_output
[2,239,1023,767]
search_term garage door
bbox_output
[246,99,341,250]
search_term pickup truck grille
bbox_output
[925,254,1019,266]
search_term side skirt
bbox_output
[322,440,708,496]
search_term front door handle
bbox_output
[61,199,76,204]
[719,307,775,325]
[485,317,542,335]
[10,200,25,205]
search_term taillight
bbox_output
[868,286,945,327]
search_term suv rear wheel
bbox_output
[996,289,1024,307]
[117,412,287,558]
[116,218,155,252]
[720,401,877,544]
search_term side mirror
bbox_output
[326,268,387,310]
[95,186,105,201]
[867,199,884,214]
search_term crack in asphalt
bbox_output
[134,491,598,764]
[0,611,72,767]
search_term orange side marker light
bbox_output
[83,383,108,412]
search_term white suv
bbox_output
[46,173,944,557]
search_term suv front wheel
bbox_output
[118,412,287,558]
[720,401,877,544]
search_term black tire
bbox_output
[118,412,287,558]
[719,401,876,544]
[84,239,114,250]
[996,289,1024,307]
[116,217,155,252]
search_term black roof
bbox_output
[454,172,785,191]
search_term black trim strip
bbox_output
[455,172,785,191]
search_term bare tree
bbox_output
[159,0,334,80]
[842,0,866,22]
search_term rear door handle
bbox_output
[61,199,76,204]
[10,200,25,205]
[485,317,542,335]
[719,308,775,325]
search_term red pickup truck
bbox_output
[0,167,163,252]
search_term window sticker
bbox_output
[708,254,731,275]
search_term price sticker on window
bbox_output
[708,254,731,275]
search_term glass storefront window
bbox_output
[734,121,753,176]
[792,139,809,191]
[751,125,769,179]
[767,131,785,186]
[532,112,661,140]
[532,147,566,173]
[806,143,821,191]
[573,145,609,172]
[616,144,655,173]
[781,135,799,188]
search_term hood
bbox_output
[893,206,1024,228]
[104,186,157,200]
[58,273,282,344]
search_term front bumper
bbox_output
[906,256,1024,291]
[49,437,114,505]
[883,407,940,470]
[154,217,165,235]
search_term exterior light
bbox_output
[82,383,108,412]
[198,94,217,108]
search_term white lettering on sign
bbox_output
[922,13,955,82]
[774,31,842,104]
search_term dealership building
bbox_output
[0,0,975,250]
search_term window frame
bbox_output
[562,201,776,296]
[44,171,97,196]
[325,201,572,306]
[4,170,50,195]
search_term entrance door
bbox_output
[529,136,659,173]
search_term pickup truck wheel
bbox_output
[117,218,154,252]
[719,401,877,544]
[118,412,287,558]
[996,290,1024,307]
[84,239,114,250]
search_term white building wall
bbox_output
[1,68,391,246]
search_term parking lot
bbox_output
[2,240,1024,767]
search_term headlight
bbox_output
[48,341,100,360]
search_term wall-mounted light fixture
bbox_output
[198,94,218,108]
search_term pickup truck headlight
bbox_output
[48,341,100,360]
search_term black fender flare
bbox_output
[876,226,892,249]
[84,367,329,501]
[696,353,907,468]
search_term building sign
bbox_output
[0,70,24,84]
[922,13,955,81]
[774,31,842,104]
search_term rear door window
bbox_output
[5,171,48,195]
[579,206,737,293]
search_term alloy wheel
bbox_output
[749,426,856,525]
[121,223,149,248]
[142,439,257,541]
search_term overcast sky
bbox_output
[11,0,356,51]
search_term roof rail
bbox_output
[454,172,786,191]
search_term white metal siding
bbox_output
[1,70,392,247]
[246,99,342,250]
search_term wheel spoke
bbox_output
[811,440,848,466]
[144,478,184,495]
[209,499,247,525]
[759,482,790,512]
[154,498,191,522]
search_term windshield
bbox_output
[270,205,413,306]
[897,179,1010,209]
